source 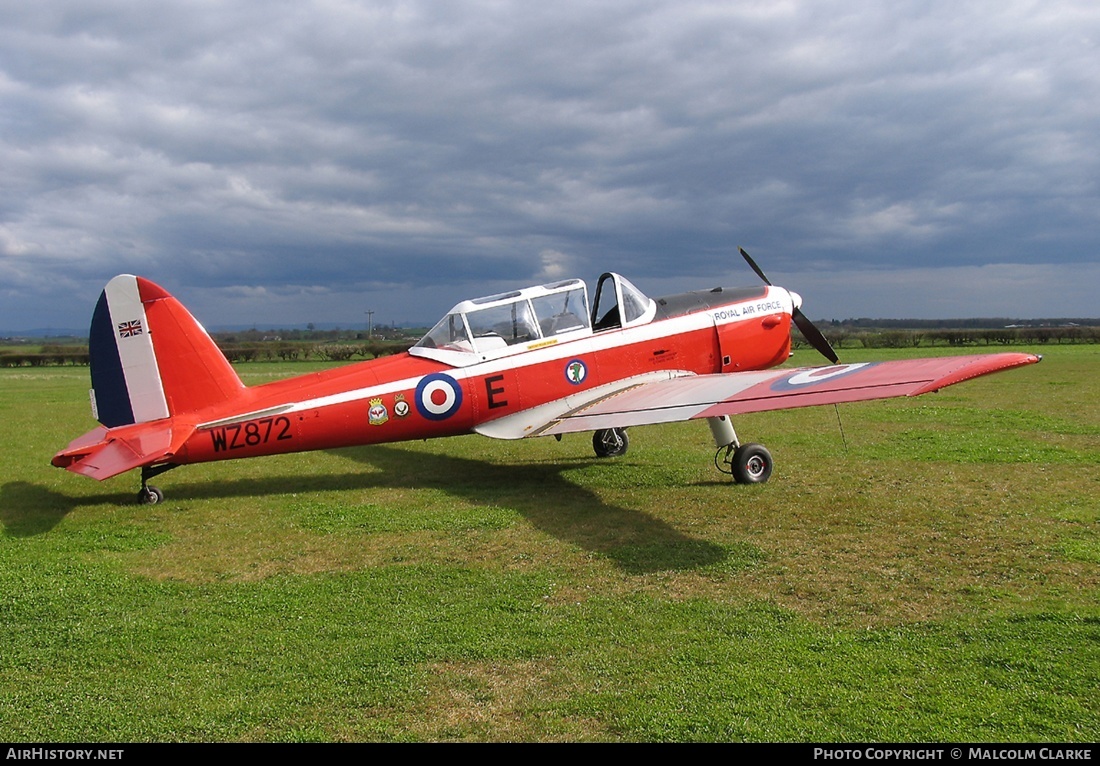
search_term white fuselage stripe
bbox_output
[207,287,791,426]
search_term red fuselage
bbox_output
[175,285,794,467]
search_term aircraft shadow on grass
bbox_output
[3,446,729,574]
[1,481,90,536]
[330,445,730,574]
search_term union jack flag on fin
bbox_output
[117,319,143,338]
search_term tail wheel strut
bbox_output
[138,463,179,505]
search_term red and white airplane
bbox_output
[52,249,1040,503]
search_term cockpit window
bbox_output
[620,279,652,324]
[416,312,473,352]
[532,286,588,337]
[592,273,656,331]
[465,300,539,350]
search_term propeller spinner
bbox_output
[739,247,839,364]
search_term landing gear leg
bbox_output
[137,463,178,505]
[709,415,774,484]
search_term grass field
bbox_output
[1,346,1097,742]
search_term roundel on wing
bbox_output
[770,363,874,392]
[415,372,464,420]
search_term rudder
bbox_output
[89,275,245,427]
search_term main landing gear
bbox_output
[716,442,774,484]
[592,427,629,458]
[137,463,178,505]
[591,419,774,485]
[709,414,773,484]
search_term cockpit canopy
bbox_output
[412,278,591,365]
[591,272,658,331]
[410,273,656,367]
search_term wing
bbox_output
[52,420,194,480]
[476,352,1041,439]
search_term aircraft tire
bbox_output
[731,443,773,484]
[592,428,629,458]
[138,486,165,505]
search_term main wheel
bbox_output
[592,428,629,458]
[731,443,773,484]
[138,486,165,505]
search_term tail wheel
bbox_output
[592,428,629,458]
[731,443,773,484]
[138,485,164,505]
[138,463,178,504]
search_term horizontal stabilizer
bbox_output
[51,420,193,481]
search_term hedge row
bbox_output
[1,351,90,367]
[4,327,1097,367]
[1,341,413,367]
[216,341,414,363]
[795,325,1100,351]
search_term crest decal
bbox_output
[565,359,588,385]
[394,393,410,418]
[368,398,389,426]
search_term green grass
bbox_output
[1,347,1097,741]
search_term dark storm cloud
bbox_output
[1,0,1097,330]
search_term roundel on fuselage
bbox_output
[415,372,464,420]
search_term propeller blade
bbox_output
[739,246,839,364]
[793,308,839,364]
[739,247,772,286]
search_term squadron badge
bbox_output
[368,397,389,426]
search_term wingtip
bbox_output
[909,352,1043,396]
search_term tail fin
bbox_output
[89,275,245,427]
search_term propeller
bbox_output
[739,247,839,364]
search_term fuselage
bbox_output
[174,283,796,467]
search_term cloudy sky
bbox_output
[2,0,1097,333]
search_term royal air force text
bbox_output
[713,300,785,322]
